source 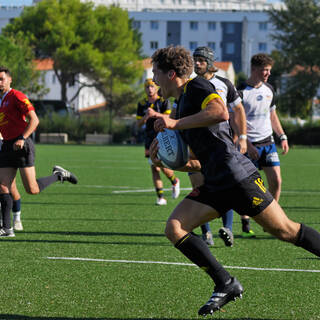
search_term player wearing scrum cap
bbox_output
[149,45,320,316]
[136,78,180,205]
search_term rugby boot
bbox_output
[219,227,234,247]
[198,277,243,316]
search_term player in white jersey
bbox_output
[238,53,289,235]
[191,46,248,247]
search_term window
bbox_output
[150,21,159,30]
[259,42,267,52]
[150,41,158,50]
[52,74,56,84]
[132,20,141,29]
[190,21,198,30]
[225,42,235,54]
[208,22,216,31]
[259,22,268,31]
[226,23,235,34]
[207,42,216,50]
[189,41,198,51]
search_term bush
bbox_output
[36,111,134,143]
[282,120,320,145]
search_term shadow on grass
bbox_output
[23,201,154,207]
[0,316,278,320]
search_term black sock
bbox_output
[295,224,320,257]
[241,218,250,233]
[0,194,13,229]
[168,175,177,185]
[36,175,59,192]
[156,188,164,198]
[175,232,231,286]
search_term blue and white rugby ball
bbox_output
[156,129,188,170]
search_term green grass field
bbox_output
[0,144,319,320]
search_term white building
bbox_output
[0,0,284,110]
[84,0,284,74]
[33,58,105,112]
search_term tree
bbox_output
[3,0,143,133]
[0,35,45,96]
[268,0,320,118]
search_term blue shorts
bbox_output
[246,143,280,170]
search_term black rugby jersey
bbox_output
[136,96,171,149]
[176,76,256,191]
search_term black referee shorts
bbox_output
[186,171,274,217]
[0,137,35,168]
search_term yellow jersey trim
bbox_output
[201,93,222,110]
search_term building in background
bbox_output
[84,0,284,74]
[0,0,283,109]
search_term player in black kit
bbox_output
[149,46,320,316]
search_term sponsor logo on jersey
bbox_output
[0,112,8,126]
[256,95,263,101]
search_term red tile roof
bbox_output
[34,58,54,71]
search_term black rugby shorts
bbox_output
[0,137,35,168]
[186,172,274,217]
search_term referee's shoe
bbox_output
[53,166,78,184]
[198,277,243,316]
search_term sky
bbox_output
[0,0,282,5]
[0,0,33,5]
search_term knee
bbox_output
[25,186,40,195]
[271,223,299,243]
[165,219,181,243]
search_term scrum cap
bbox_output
[193,46,215,69]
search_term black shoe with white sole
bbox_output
[219,227,234,247]
[53,166,78,184]
[198,277,243,316]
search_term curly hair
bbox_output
[151,46,194,78]
[251,53,274,68]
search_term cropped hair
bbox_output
[251,53,274,68]
[0,66,11,76]
[151,46,194,78]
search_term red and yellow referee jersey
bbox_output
[0,89,35,140]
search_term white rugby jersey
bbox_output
[209,75,242,109]
[238,82,276,142]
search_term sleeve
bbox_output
[15,91,35,115]
[266,83,276,111]
[187,78,221,111]
[136,102,144,120]
[225,79,242,109]
[161,99,171,115]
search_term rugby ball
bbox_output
[156,129,188,169]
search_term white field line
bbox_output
[111,188,320,194]
[46,257,320,273]
[112,187,192,194]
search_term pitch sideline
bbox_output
[46,256,320,273]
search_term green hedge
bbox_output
[36,112,134,143]
[281,120,320,145]
[36,113,320,145]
